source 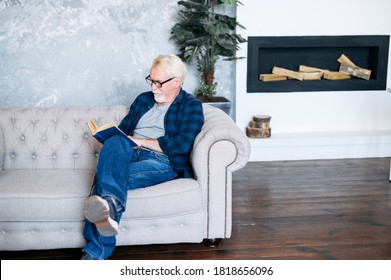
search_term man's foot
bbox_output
[84,195,119,236]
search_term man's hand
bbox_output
[128,136,163,153]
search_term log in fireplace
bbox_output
[247,35,389,92]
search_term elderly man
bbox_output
[81,54,204,260]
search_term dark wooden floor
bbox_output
[1,158,391,260]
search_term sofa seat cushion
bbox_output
[0,170,203,223]
[122,178,203,220]
[0,170,94,222]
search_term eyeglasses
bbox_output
[145,75,176,88]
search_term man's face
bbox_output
[149,66,181,105]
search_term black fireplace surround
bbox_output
[247,35,389,92]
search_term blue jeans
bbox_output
[82,135,178,259]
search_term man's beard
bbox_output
[152,89,166,103]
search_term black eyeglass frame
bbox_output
[145,75,176,88]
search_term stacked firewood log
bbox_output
[246,115,271,138]
[259,54,371,82]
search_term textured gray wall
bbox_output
[0,0,235,110]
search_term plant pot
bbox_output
[197,96,232,115]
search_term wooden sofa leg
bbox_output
[202,238,222,248]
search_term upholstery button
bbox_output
[63,134,68,140]
[73,153,78,158]
[10,153,15,159]
[53,119,57,124]
[52,153,57,159]
[32,154,37,159]
[84,133,89,139]
[20,134,25,140]
[42,135,47,141]
[95,153,99,158]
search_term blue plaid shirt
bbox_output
[118,89,204,178]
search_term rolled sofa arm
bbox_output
[190,104,251,240]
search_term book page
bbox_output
[96,122,117,132]
[87,120,97,134]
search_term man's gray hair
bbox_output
[152,54,187,81]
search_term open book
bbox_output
[87,121,137,146]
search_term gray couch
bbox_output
[0,104,250,251]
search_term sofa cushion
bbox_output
[0,170,203,223]
[122,178,203,220]
[0,170,94,222]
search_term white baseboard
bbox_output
[249,130,391,162]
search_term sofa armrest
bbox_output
[190,104,251,240]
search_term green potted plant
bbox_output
[170,0,246,114]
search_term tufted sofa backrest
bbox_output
[0,106,129,170]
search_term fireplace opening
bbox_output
[247,35,389,92]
